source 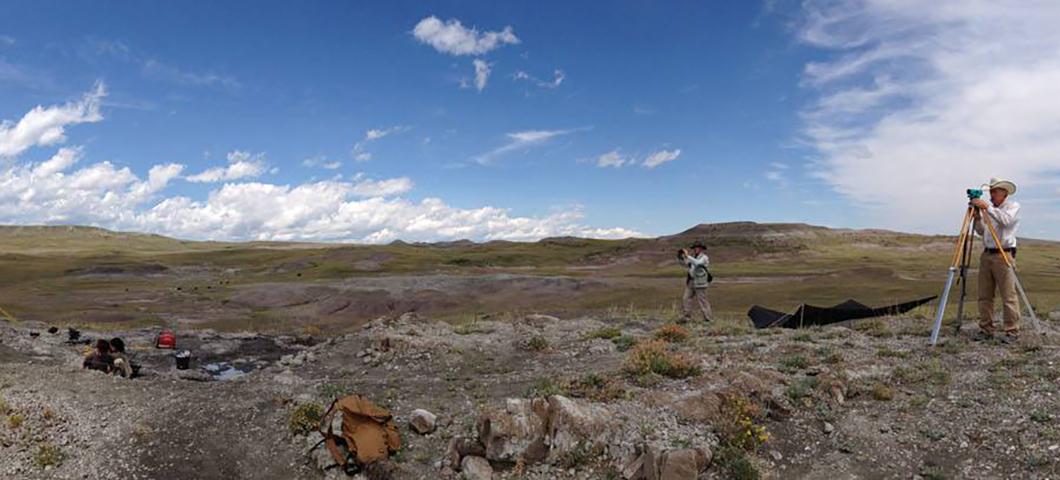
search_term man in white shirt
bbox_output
[677,241,713,323]
[971,177,1021,342]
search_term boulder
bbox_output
[658,449,700,480]
[460,456,494,480]
[447,436,487,470]
[545,395,617,463]
[409,409,437,434]
[625,445,711,480]
[477,398,549,462]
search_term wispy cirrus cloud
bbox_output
[475,128,589,165]
[593,150,630,168]
[588,147,682,169]
[364,125,410,141]
[472,59,491,91]
[412,16,519,56]
[796,0,1060,233]
[352,125,410,162]
[142,59,241,90]
[642,149,681,169]
[83,38,241,91]
[513,69,565,89]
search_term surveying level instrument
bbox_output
[929,191,1042,345]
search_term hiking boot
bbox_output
[999,333,1019,345]
[972,331,994,342]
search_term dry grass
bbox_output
[654,323,691,343]
[623,340,701,379]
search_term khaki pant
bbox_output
[682,284,713,322]
[978,252,1019,335]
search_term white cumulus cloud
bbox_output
[186,150,268,183]
[412,16,519,56]
[0,83,106,157]
[0,94,638,243]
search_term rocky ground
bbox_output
[2,310,1060,479]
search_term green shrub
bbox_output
[654,323,691,343]
[585,327,621,340]
[623,340,700,379]
[715,444,760,480]
[871,383,895,401]
[289,402,324,436]
[612,335,636,351]
[8,413,23,429]
[527,335,550,351]
[779,354,809,373]
[34,443,64,469]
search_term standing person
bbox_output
[677,240,713,323]
[971,177,1021,343]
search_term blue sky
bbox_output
[2,1,1058,242]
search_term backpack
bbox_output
[692,264,713,288]
[316,394,401,471]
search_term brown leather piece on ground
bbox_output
[324,394,401,466]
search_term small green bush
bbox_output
[289,402,325,436]
[623,340,700,379]
[34,443,64,469]
[584,327,621,340]
[612,335,636,351]
[654,323,691,343]
[526,335,550,351]
[715,444,760,480]
[871,383,895,401]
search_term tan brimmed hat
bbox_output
[988,177,1017,195]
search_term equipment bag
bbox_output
[317,394,401,470]
[692,264,713,288]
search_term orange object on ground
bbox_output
[318,394,401,468]
[156,330,176,349]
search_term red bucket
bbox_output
[156,330,176,349]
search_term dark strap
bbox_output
[317,399,348,467]
[984,247,1017,257]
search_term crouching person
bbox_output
[82,339,114,373]
[677,241,714,323]
[110,337,133,378]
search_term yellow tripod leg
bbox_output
[981,211,1043,335]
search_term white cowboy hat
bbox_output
[988,177,1017,196]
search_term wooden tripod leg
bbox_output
[981,209,1043,335]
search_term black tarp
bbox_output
[747,296,937,329]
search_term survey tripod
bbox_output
[929,202,1042,345]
